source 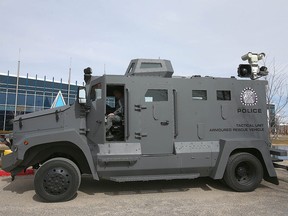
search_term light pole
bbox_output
[14,49,21,117]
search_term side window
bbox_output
[127,62,135,75]
[192,90,207,100]
[90,83,102,101]
[145,89,168,102]
[140,62,162,69]
[106,96,115,108]
[217,90,231,101]
[106,85,125,114]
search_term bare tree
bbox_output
[264,58,288,138]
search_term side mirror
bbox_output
[78,87,87,105]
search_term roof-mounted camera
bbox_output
[238,52,269,80]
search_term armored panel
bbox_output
[97,142,141,155]
[174,141,219,153]
[125,59,174,78]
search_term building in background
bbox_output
[0,72,81,131]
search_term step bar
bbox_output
[105,173,200,182]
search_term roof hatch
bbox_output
[125,59,174,78]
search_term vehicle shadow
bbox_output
[2,176,34,194]
[1,175,272,199]
[78,176,233,196]
[32,193,79,202]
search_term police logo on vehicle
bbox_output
[240,87,258,106]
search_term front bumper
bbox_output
[1,151,22,172]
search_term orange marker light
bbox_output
[24,140,29,145]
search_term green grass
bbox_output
[272,135,288,145]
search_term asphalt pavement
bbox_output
[0,166,287,216]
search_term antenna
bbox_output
[104,64,106,75]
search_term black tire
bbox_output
[34,157,81,202]
[223,152,263,192]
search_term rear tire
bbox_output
[223,152,263,192]
[34,157,81,202]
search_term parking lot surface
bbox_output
[0,166,287,216]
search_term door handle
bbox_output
[152,105,158,120]
[161,120,169,126]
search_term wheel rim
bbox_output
[235,161,255,184]
[43,167,72,195]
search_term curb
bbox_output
[0,169,34,177]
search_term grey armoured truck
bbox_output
[1,53,286,202]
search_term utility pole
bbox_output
[14,49,21,117]
[67,57,72,104]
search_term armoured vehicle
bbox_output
[1,53,286,202]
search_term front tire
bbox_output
[223,152,263,192]
[34,157,81,202]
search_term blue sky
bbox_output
[0,0,287,85]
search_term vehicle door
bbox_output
[86,82,105,144]
[138,86,174,154]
